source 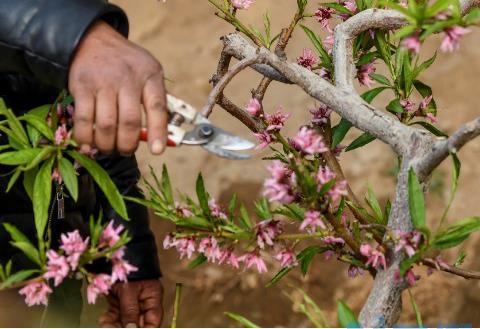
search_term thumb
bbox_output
[117,284,141,327]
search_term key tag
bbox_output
[57,184,65,220]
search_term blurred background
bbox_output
[2,0,480,327]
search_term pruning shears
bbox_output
[139,95,254,160]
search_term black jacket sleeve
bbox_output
[96,153,161,280]
[0,0,128,88]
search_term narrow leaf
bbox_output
[337,300,360,328]
[408,168,426,229]
[33,156,55,240]
[58,157,79,202]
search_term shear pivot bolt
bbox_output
[199,125,214,138]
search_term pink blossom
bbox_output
[347,265,364,278]
[292,127,328,155]
[99,220,124,248]
[54,124,70,145]
[175,237,196,259]
[324,250,335,260]
[334,144,345,157]
[402,34,421,54]
[400,99,415,113]
[230,0,253,9]
[393,268,418,286]
[360,244,387,270]
[163,234,176,249]
[323,34,335,53]
[314,7,335,30]
[198,236,222,262]
[440,26,471,52]
[265,109,290,132]
[419,95,433,111]
[319,68,332,81]
[175,202,193,217]
[425,113,438,124]
[297,48,318,70]
[275,249,298,268]
[51,167,63,184]
[218,249,240,269]
[19,281,52,307]
[245,98,262,117]
[254,131,273,150]
[60,230,89,270]
[394,231,422,257]
[310,104,332,125]
[43,250,69,287]
[87,274,112,304]
[328,180,348,202]
[263,161,296,204]
[323,236,345,246]
[111,248,138,283]
[357,62,376,87]
[316,166,336,185]
[300,210,327,233]
[208,198,228,220]
[238,251,267,273]
[256,219,283,249]
[338,0,357,20]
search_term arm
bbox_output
[0,0,128,88]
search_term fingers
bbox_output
[140,281,164,328]
[118,285,141,327]
[117,85,142,155]
[94,89,118,153]
[142,72,168,155]
[99,297,121,328]
[72,89,95,149]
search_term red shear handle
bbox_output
[139,128,177,147]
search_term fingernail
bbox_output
[79,144,91,154]
[126,323,137,328]
[151,139,165,155]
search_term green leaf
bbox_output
[6,168,22,193]
[399,252,421,276]
[67,151,128,219]
[361,87,389,103]
[33,156,55,240]
[357,51,379,66]
[300,25,332,68]
[403,53,414,96]
[318,179,336,196]
[58,158,78,202]
[337,300,360,328]
[228,193,238,219]
[365,185,383,222]
[3,224,41,266]
[374,31,392,72]
[345,133,375,152]
[195,173,211,217]
[432,217,480,249]
[224,312,259,328]
[161,164,174,205]
[408,290,423,327]
[370,73,391,86]
[332,119,353,149]
[266,266,293,287]
[0,105,29,146]
[408,168,426,230]
[322,2,353,14]
[427,0,453,17]
[22,167,37,201]
[438,154,460,227]
[386,99,405,114]
[392,25,418,40]
[410,121,448,137]
[21,114,54,141]
[413,80,433,97]
[187,254,207,269]
[254,198,271,220]
[239,204,252,230]
[0,269,38,289]
[20,146,56,172]
[298,246,329,275]
[463,7,480,24]
[413,52,437,79]
[0,148,43,166]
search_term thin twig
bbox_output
[422,258,480,280]
[171,283,183,328]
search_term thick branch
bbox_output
[217,95,264,132]
[415,116,480,179]
[333,9,407,91]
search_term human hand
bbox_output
[69,21,168,155]
[99,279,164,328]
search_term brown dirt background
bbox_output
[2,1,480,327]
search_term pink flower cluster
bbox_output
[402,34,421,54]
[394,268,418,286]
[316,166,348,202]
[357,62,376,88]
[310,104,332,125]
[19,221,137,307]
[360,244,387,270]
[208,198,228,220]
[256,219,283,249]
[297,48,318,70]
[440,26,470,53]
[291,127,328,155]
[230,0,254,9]
[245,98,262,117]
[300,210,327,233]
[254,108,290,150]
[263,160,296,204]
[394,230,422,257]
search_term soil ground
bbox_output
[2,1,480,327]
